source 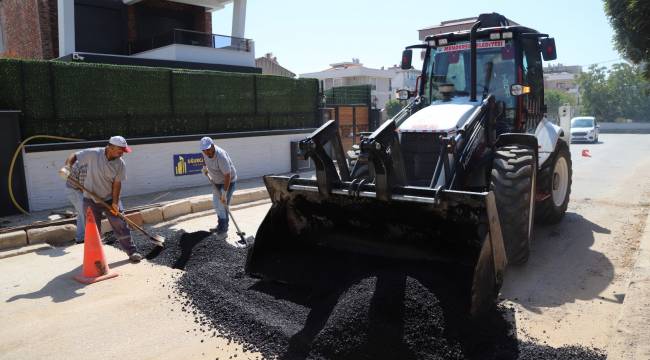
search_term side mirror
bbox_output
[397,89,411,101]
[510,84,531,96]
[596,124,601,128]
[401,49,413,70]
[540,38,557,61]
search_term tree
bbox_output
[604,0,650,78]
[544,89,576,121]
[576,63,650,122]
[385,99,404,118]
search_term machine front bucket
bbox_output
[245,175,507,315]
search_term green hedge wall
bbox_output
[324,84,371,106]
[0,59,319,140]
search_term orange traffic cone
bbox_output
[582,149,592,157]
[74,208,118,284]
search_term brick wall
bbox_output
[0,0,44,58]
[37,0,59,59]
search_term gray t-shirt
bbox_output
[75,147,126,201]
[65,163,88,191]
[203,145,237,185]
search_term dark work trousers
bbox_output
[82,198,138,255]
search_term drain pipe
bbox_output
[470,21,481,102]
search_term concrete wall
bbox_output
[132,43,255,67]
[599,122,650,134]
[23,133,305,211]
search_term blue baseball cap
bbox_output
[199,137,214,151]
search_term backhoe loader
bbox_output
[246,13,572,315]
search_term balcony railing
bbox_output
[128,29,252,55]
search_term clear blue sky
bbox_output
[213,0,622,75]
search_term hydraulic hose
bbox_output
[8,135,83,215]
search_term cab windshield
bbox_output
[422,39,516,107]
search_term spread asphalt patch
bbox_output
[124,230,606,360]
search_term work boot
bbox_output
[215,231,228,241]
[75,238,84,244]
[129,252,143,263]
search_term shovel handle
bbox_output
[203,172,243,234]
[63,175,153,239]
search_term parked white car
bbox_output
[570,116,599,143]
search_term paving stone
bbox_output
[141,207,163,224]
[0,231,27,250]
[162,200,192,220]
[27,224,76,245]
[190,196,213,213]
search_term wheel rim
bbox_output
[552,157,569,207]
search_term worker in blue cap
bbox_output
[200,137,238,240]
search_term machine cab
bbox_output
[401,19,556,134]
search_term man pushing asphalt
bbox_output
[60,136,142,262]
[200,137,238,241]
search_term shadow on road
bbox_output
[5,259,130,304]
[501,211,616,312]
[35,245,70,258]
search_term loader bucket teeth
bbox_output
[245,175,507,316]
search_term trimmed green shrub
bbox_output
[0,59,22,111]
[256,75,318,114]
[0,59,319,140]
[22,60,54,121]
[173,70,255,115]
[53,62,172,120]
[325,85,371,106]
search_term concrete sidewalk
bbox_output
[1,174,272,229]
[607,210,650,359]
[0,171,314,256]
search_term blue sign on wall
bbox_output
[173,153,205,176]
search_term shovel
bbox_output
[203,169,254,247]
[59,167,165,247]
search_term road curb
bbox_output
[607,210,650,360]
[0,186,269,258]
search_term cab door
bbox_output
[520,37,545,132]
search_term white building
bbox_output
[255,53,296,77]
[0,0,255,70]
[387,65,420,94]
[300,59,400,109]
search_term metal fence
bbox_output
[128,29,251,55]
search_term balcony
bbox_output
[128,29,255,68]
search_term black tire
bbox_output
[490,144,536,265]
[535,139,572,224]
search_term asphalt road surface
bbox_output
[1,134,649,359]
[501,134,650,349]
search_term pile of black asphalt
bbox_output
[126,230,606,360]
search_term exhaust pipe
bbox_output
[470,20,481,102]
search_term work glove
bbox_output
[58,165,71,180]
[202,166,208,176]
[110,202,120,216]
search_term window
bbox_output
[389,79,392,91]
[522,38,543,99]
